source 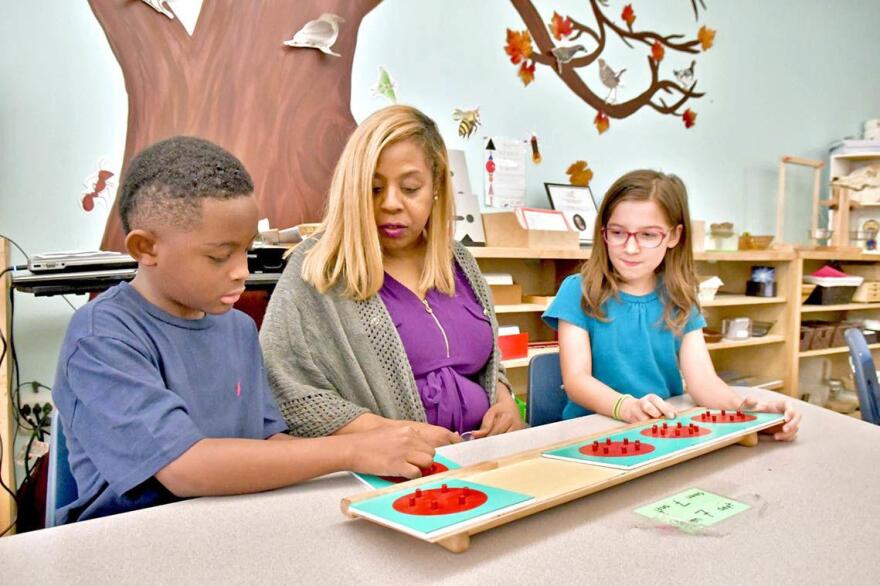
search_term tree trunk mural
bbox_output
[90,0,381,251]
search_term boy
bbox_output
[52,136,434,523]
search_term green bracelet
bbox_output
[613,394,633,420]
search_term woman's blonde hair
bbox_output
[302,105,455,300]
[580,169,699,333]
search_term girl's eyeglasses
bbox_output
[602,227,668,249]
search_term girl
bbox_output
[542,170,799,440]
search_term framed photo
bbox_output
[544,183,599,243]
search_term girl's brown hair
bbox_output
[580,169,698,333]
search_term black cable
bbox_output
[0,235,28,262]
[0,329,19,537]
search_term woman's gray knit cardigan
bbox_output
[260,237,511,437]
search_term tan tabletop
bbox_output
[1,388,878,585]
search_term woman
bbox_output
[261,105,524,447]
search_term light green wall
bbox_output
[1,0,879,397]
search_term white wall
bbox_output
[1,0,879,404]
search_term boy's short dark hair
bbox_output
[118,136,254,233]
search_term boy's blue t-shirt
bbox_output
[542,274,706,420]
[52,282,287,523]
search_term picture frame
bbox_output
[544,182,599,243]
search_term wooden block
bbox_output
[489,284,522,305]
[482,212,579,250]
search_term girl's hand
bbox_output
[471,393,527,438]
[740,396,801,441]
[619,393,676,422]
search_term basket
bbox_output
[831,321,861,347]
[799,326,814,352]
[801,284,817,303]
[703,328,723,343]
[802,320,836,349]
[853,281,880,303]
[738,234,774,250]
[804,285,857,305]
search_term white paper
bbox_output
[483,137,527,208]
[516,208,570,232]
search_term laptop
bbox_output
[27,251,137,273]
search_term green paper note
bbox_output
[635,488,749,533]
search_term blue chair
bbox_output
[526,351,568,426]
[844,328,880,425]
[45,411,78,528]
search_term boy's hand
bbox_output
[740,396,801,441]
[620,393,676,422]
[408,421,461,447]
[348,426,436,478]
[470,394,527,439]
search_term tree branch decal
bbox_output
[504,0,716,134]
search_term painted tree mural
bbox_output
[90,0,381,251]
[504,0,715,134]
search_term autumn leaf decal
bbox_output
[505,29,534,64]
[698,26,716,51]
[651,41,665,64]
[621,4,636,29]
[566,160,594,187]
[594,111,610,134]
[549,11,573,40]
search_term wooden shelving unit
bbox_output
[470,246,585,396]
[696,250,796,397]
[787,249,880,409]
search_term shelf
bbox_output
[755,379,785,391]
[801,302,880,313]
[501,346,558,369]
[468,246,590,260]
[695,250,795,261]
[702,294,786,307]
[798,250,880,261]
[706,335,785,351]
[832,152,880,161]
[469,247,796,261]
[800,343,880,358]
[494,303,548,314]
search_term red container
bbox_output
[498,333,529,360]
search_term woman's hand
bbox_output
[740,396,801,441]
[619,393,676,422]
[408,421,461,447]
[471,391,527,439]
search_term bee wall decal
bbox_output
[452,107,481,139]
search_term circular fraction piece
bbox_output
[691,410,756,424]
[379,461,449,484]
[392,485,488,516]
[579,437,655,457]
[641,421,711,438]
